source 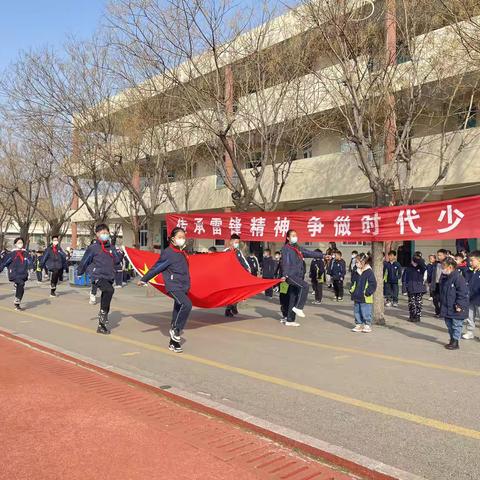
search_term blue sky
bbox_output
[0,0,107,72]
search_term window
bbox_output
[215,169,226,189]
[139,224,148,248]
[298,140,313,159]
[167,171,175,182]
[340,137,356,153]
[457,104,477,129]
[214,239,225,247]
[396,41,411,64]
[246,152,262,170]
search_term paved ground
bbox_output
[0,277,479,480]
[0,333,357,480]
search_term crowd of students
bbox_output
[0,224,479,354]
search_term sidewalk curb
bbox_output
[0,327,425,480]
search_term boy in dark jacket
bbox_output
[309,250,325,304]
[77,224,123,334]
[0,237,34,310]
[405,253,427,322]
[426,254,437,300]
[454,253,468,278]
[383,250,402,307]
[247,253,260,277]
[261,249,276,298]
[463,251,480,340]
[328,250,347,301]
[440,257,469,350]
[350,253,377,333]
[41,235,67,297]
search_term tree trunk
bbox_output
[19,223,30,247]
[372,240,386,325]
[146,215,156,252]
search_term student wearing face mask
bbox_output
[138,227,191,353]
[77,224,123,334]
[439,257,469,350]
[280,229,323,324]
[0,237,34,310]
[224,234,250,317]
[41,235,67,298]
[261,248,276,298]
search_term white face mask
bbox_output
[290,236,298,244]
[233,242,240,249]
[175,238,186,248]
[53,241,59,246]
[16,243,23,249]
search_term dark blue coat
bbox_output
[41,245,67,271]
[141,246,190,293]
[351,267,377,303]
[261,256,276,279]
[309,258,325,281]
[281,244,322,281]
[0,249,34,282]
[77,240,121,282]
[466,268,480,306]
[440,270,469,319]
[405,259,427,295]
[329,259,347,280]
[426,263,436,284]
[383,261,402,284]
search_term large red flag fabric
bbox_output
[124,247,280,308]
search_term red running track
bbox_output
[0,333,358,480]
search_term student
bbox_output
[113,243,125,288]
[454,253,468,278]
[208,246,217,253]
[349,250,358,286]
[350,253,377,333]
[77,224,122,334]
[463,251,480,340]
[405,252,427,322]
[261,248,276,298]
[383,250,402,307]
[440,257,469,350]
[280,229,323,323]
[246,252,260,277]
[432,249,448,317]
[34,251,43,282]
[139,227,191,353]
[273,251,282,294]
[0,237,34,310]
[426,254,437,300]
[41,236,67,297]
[328,250,346,301]
[224,234,250,317]
[309,250,325,304]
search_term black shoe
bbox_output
[97,310,110,334]
[14,304,23,311]
[445,339,459,350]
[50,290,57,298]
[414,316,421,323]
[225,309,234,317]
[231,306,239,315]
[444,337,454,348]
[169,340,183,353]
[407,317,415,322]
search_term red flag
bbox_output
[124,247,280,308]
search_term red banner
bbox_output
[167,195,480,242]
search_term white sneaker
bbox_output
[312,300,322,305]
[89,294,97,305]
[385,302,392,307]
[362,325,372,333]
[280,318,286,324]
[284,321,300,327]
[462,331,475,340]
[352,324,364,333]
[292,307,305,318]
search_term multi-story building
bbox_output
[71,1,480,259]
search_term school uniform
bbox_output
[350,266,377,326]
[383,260,402,304]
[225,247,250,316]
[262,256,276,298]
[280,243,322,321]
[465,268,480,336]
[309,258,325,303]
[440,270,469,343]
[431,262,444,315]
[247,255,260,277]
[77,240,122,331]
[0,248,34,308]
[328,258,347,300]
[405,259,427,321]
[141,245,192,339]
[426,263,436,296]
[41,244,67,295]
[113,247,125,287]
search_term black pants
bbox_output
[385,283,399,303]
[95,279,114,314]
[333,279,344,299]
[50,269,62,292]
[36,271,42,282]
[225,303,238,315]
[170,290,192,333]
[408,293,423,319]
[286,287,299,322]
[14,281,25,303]
[115,270,123,286]
[432,284,441,315]
[286,277,308,311]
[312,279,323,302]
